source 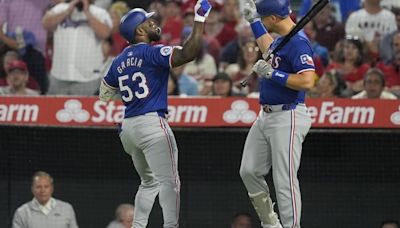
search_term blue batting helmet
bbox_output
[255,0,291,18]
[119,8,155,43]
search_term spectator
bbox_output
[218,0,240,46]
[106,203,134,228]
[378,51,400,96]
[346,0,397,56]
[108,1,130,56]
[205,8,224,47]
[147,0,166,27]
[171,14,221,63]
[0,51,40,91]
[380,220,400,228]
[42,0,112,95]
[161,0,183,44]
[0,60,40,96]
[182,8,195,27]
[379,8,400,63]
[301,0,361,23]
[219,20,253,70]
[12,171,78,228]
[231,212,253,228]
[212,72,242,97]
[313,3,345,52]
[0,0,51,55]
[170,65,199,96]
[181,27,217,95]
[352,68,398,99]
[226,40,260,95]
[1,29,48,94]
[327,36,370,94]
[168,73,180,96]
[330,38,346,64]
[308,70,347,98]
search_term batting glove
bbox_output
[252,59,274,79]
[194,0,212,23]
[242,0,258,23]
[253,59,290,86]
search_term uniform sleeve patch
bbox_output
[160,46,173,56]
[300,54,314,66]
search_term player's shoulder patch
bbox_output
[300,54,314,66]
[160,46,173,56]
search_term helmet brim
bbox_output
[145,12,155,19]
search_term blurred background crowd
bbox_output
[0,0,399,100]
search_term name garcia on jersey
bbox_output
[117,56,143,74]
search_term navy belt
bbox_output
[142,111,167,118]
[262,103,297,113]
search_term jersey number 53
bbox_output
[118,72,149,102]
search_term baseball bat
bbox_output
[240,0,330,87]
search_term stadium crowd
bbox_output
[0,0,399,100]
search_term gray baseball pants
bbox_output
[240,104,311,228]
[120,112,180,228]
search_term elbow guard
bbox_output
[99,80,117,102]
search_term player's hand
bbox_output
[242,0,258,22]
[252,59,274,79]
[194,0,212,23]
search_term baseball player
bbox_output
[98,1,212,227]
[239,0,316,228]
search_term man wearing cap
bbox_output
[0,60,39,96]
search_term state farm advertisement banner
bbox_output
[0,96,399,128]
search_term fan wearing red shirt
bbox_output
[326,37,370,94]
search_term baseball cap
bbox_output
[7,60,28,73]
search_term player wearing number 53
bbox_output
[98,1,212,227]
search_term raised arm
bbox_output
[242,0,274,54]
[170,0,212,67]
[82,0,111,40]
[42,0,79,32]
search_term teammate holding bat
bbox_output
[98,0,212,227]
[239,0,318,227]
